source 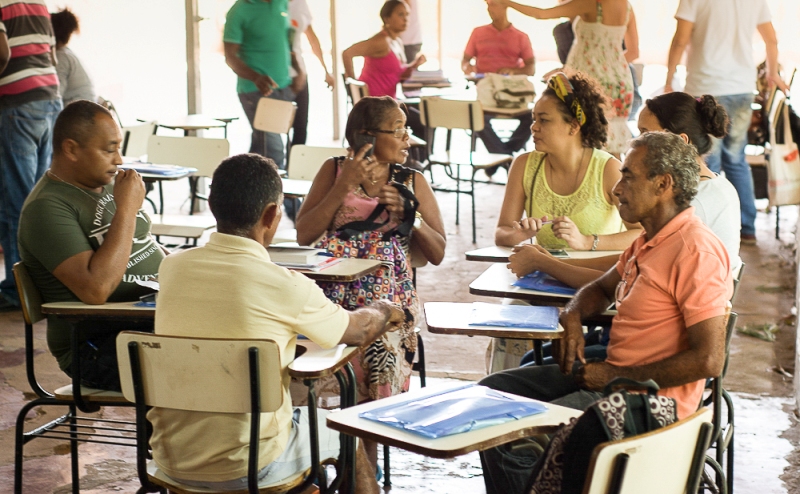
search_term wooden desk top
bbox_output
[469,263,574,306]
[465,246,623,263]
[424,302,563,340]
[42,301,154,319]
[149,214,216,238]
[290,342,358,379]
[282,178,312,198]
[298,258,383,282]
[326,384,582,458]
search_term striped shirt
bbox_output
[0,0,59,110]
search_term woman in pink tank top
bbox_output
[342,0,427,98]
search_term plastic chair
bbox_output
[146,135,230,215]
[122,121,158,160]
[287,145,347,181]
[117,332,357,494]
[419,96,513,243]
[12,263,136,494]
[583,408,713,494]
[253,97,298,166]
[342,76,369,111]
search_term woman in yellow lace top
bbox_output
[495,72,641,250]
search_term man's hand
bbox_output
[254,74,278,96]
[576,361,617,391]
[412,54,427,69]
[508,244,552,278]
[555,309,586,375]
[113,169,146,212]
[371,299,405,331]
[324,72,335,89]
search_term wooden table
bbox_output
[425,301,563,365]
[465,245,623,263]
[42,301,154,320]
[326,384,581,459]
[282,178,312,198]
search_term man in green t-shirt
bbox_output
[18,100,165,391]
[223,0,299,171]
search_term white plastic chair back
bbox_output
[122,121,157,159]
[253,98,297,134]
[419,97,485,132]
[146,135,230,178]
[288,145,347,181]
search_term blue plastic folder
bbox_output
[512,271,577,296]
[359,384,548,439]
[468,302,559,330]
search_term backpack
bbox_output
[527,379,678,494]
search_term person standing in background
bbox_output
[223,0,297,171]
[399,0,422,63]
[50,8,96,106]
[289,0,334,147]
[665,0,789,245]
[0,0,63,310]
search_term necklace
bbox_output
[368,163,391,186]
[47,170,111,206]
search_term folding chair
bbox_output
[420,96,513,243]
[117,332,358,494]
[583,408,713,494]
[146,135,230,215]
[12,262,136,494]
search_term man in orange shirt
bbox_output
[479,131,732,493]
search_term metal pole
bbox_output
[331,0,341,141]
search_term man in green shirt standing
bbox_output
[224,0,297,171]
[18,101,165,391]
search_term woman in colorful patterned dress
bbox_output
[295,96,445,469]
[498,0,635,156]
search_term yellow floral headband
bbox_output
[547,73,587,127]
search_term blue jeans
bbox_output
[0,98,62,304]
[238,87,295,169]
[705,93,757,236]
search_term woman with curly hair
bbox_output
[495,72,641,252]
[490,72,640,372]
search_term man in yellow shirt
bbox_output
[149,153,401,493]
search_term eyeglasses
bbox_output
[614,254,638,304]
[369,127,413,139]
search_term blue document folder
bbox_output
[468,302,559,330]
[359,384,548,439]
[512,271,576,296]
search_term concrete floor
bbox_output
[0,165,798,493]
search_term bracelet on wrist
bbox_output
[590,234,599,251]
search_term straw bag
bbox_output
[768,100,800,208]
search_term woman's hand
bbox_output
[508,244,553,278]
[551,216,592,250]
[337,145,380,190]
[378,184,407,222]
[511,216,548,243]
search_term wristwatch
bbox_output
[413,211,423,231]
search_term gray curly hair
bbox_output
[629,132,700,209]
